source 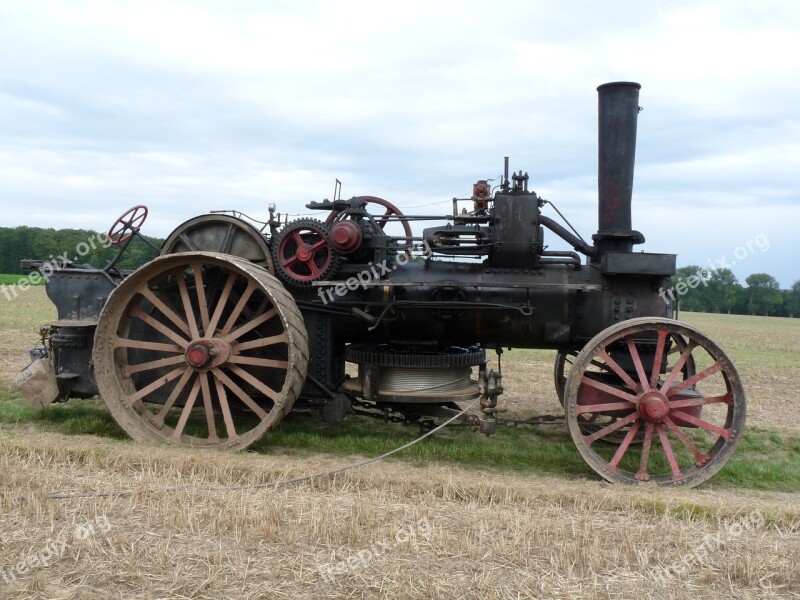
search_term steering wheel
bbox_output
[108,205,148,245]
[325,195,412,249]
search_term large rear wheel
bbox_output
[93,252,307,450]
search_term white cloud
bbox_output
[0,0,798,286]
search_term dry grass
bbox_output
[2,288,800,599]
[1,430,799,599]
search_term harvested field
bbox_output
[1,287,799,599]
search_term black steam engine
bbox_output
[17,83,746,487]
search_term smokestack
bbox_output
[594,81,645,254]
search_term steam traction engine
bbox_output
[17,83,746,487]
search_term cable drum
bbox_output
[379,366,473,394]
[345,344,486,403]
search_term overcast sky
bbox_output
[1,0,798,287]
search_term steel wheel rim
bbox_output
[93,252,308,450]
[160,214,275,273]
[564,317,745,487]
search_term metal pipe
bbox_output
[539,215,597,257]
[595,81,642,253]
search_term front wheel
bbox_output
[564,318,746,487]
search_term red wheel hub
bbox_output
[296,246,312,261]
[330,220,363,253]
[637,391,669,422]
[185,339,231,370]
[186,344,210,368]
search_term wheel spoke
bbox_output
[648,330,669,389]
[174,270,200,339]
[668,392,732,409]
[282,252,300,268]
[290,231,304,247]
[608,420,642,470]
[625,335,650,391]
[227,364,281,403]
[235,332,289,352]
[660,341,698,391]
[114,337,182,353]
[306,258,322,278]
[192,263,211,334]
[219,223,235,254]
[656,424,684,481]
[130,305,189,348]
[126,366,186,403]
[153,368,195,428]
[598,348,640,392]
[663,415,710,465]
[667,361,723,396]
[138,286,191,338]
[121,354,187,377]
[583,412,639,445]
[198,372,219,443]
[669,409,731,439]
[170,376,202,440]
[308,238,327,251]
[228,356,289,369]
[224,307,278,342]
[635,423,655,481]
[178,233,199,251]
[575,401,636,415]
[579,376,638,403]
[220,281,257,335]
[211,369,268,420]
[206,272,237,338]
[213,375,239,441]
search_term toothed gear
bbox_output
[271,218,340,287]
[345,344,486,368]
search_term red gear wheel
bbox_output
[325,195,412,251]
[271,219,339,287]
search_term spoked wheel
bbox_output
[109,205,148,245]
[271,219,339,287]
[325,195,413,251]
[93,252,308,450]
[555,338,696,443]
[160,214,275,273]
[564,318,745,487]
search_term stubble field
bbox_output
[0,286,798,599]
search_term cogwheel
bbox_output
[271,218,340,287]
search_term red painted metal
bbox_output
[108,205,148,245]
[330,220,363,253]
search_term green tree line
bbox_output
[0,226,163,274]
[2,226,797,317]
[669,266,800,318]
